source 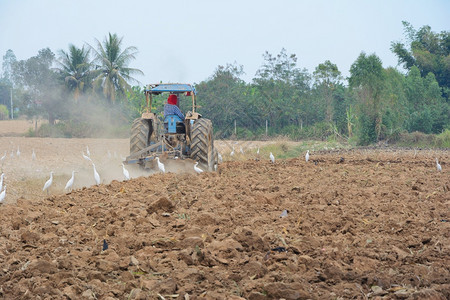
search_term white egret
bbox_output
[43,171,54,194]
[16,147,20,157]
[86,146,90,157]
[0,185,6,204]
[257,147,260,155]
[82,152,92,162]
[436,158,442,172]
[230,147,235,156]
[122,163,130,180]
[155,157,165,173]
[270,152,275,163]
[0,173,4,190]
[240,146,244,154]
[194,162,204,174]
[92,163,101,185]
[305,150,310,162]
[64,171,77,192]
[218,152,223,163]
[32,149,36,161]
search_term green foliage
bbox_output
[252,48,311,131]
[349,52,385,144]
[56,44,92,99]
[196,63,248,138]
[89,33,144,103]
[391,21,449,99]
[404,67,448,133]
[408,108,433,133]
[313,60,343,85]
[1,23,449,143]
[126,85,147,119]
[0,104,9,120]
[11,48,66,123]
[356,113,377,145]
[2,49,16,84]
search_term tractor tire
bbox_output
[130,118,151,155]
[190,118,215,171]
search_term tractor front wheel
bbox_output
[190,118,216,171]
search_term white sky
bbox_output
[0,0,449,85]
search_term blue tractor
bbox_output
[125,83,218,171]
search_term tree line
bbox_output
[194,22,449,145]
[0,22,449,145]
[0,33,142,136]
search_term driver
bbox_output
[164,94,185,121]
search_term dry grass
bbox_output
[0,119,48,136]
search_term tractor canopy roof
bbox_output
[145,83,196,95]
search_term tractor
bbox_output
[124,83,218,171]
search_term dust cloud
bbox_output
[0,136,198,204]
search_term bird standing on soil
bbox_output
[257,147,260,155]
[0,185,6,204]
[436,158,442,172]
[65,171,77,192]
[43,171,54,194]
[82,152,92,162]
[305,150,310,162]
[218,152,223,163]
[86,146,90,157]
[155,157,165,173]
[32,149,36,161]
[16,147,20,157]
[230,147,235,157]
[92,163,101,185]
[194,162,203,174]
[122,163,130,180]
[270,152,275,163]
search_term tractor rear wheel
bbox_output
[130,118,151,155]
[190,118,215,171]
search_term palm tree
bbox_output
[89,33,144,103]
[56,44,92,100]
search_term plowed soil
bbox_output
[0,137,449,299]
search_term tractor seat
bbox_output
[164,115,185,134]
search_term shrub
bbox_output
[435,129,450,148]
[356,114,377,146]
[408,108,433,133]
[0,105,9,120]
